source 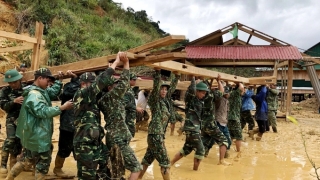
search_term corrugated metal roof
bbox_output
[186,45,302,60]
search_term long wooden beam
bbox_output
[276,61,288,68]
[248,76,277,85]
[127,35,185,53]
[238,26,282,45]
[192,61,275,66]
[0,30,45,45]
[286,60,293,115]
[147,61,249,83]
[0,44,33,53]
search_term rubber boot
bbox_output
[161,167,170,180]
[35,170,46,180]
[256,132,263,141]
[5,161,25,180]
[272,126,277,133]
[53,155,72,178]
[9,156,17,170]
[0,151,9,174]
[138,164,148,179]
[193,158,201,171]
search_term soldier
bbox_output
[171,76,209,171]
[200,75,230,165]
[6,68,73,180]
[227,82,244,158]
[240,86,255,131]
[124,73,138,137]
[135,89,150,132]
[52,70,80,178]
[139,68,180,180]
[0,69,25,174]
[250,85,268,141]
[266,83,279,132]
[72,52,123,180]
[98,54,141,180]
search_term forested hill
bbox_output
[1,0,182,67]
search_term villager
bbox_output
[240,86,255,131]
[135,89,150,132]
[266,83,279,132]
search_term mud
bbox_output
[0,102,320,180]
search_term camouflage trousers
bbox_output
[125,118,136,138]
[74,142,105,180]
[268,110,277,127]
[240,110,255,130]
[227,120,243,140]
[142,134,170,168]
[106,136,141,173]
[1,120,22,168]
[201,121,229,151]
[180,131,205,160]
[169,111,184,124]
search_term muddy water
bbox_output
[1,110,320,180]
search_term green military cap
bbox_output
[130,73,137,80]
[196,82,209,92]
[80,72,96,83]
[4,69,23,82]
[34,67,55,81]
[161,81,170,89]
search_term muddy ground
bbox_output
[0,100,320,180]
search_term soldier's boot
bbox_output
[256,132,263,141]
[0,151,9,174]
[35,171,46,180]
[138,165,148,179]
[272,126,278,133]
[160,167,170,180]
[53,155,72,178]
[249,128,259,140]
[5,161,25,180]
[193,158,201,171]
[9,155,17,170]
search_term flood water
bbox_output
[1,113,320,180]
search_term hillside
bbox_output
[0,0,169,73]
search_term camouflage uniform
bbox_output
[124,87,136,137]
[98,69,141,173]
[180,78,205,160]
[201,90,229,154]
[267,88,279,128]
[0,83,26,169]
[227,88,243,140]
[73,68,115,180]
[141,70,179,168]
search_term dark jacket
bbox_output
[252,86,268,121]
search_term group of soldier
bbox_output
[0,51,279,180]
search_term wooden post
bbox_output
[286,60,293,115]
[31,22,44,71]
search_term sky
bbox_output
[113,0,320,51]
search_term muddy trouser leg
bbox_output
[240,111,247,130]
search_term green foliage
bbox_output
[8,0,165,66]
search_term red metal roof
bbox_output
[185,45,302,60]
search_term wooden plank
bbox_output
[135,79,190,90]
[31,22,44,71]
[130,52,186,66]
[147,61,249,83]
[0,44,33,53]
[0,30,45,45]
[184,60,194,66]
[127,35,186,53]
[276,61,288,68]
[248,76,277,85]
[193,61,275,66]
[190,28,232,45]
[238,26,282,45]
[286,60,293,115]
[223,39,234,45]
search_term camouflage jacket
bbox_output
[73,68,115,145]
[0,83,27,120]
[123,87,136,126]
[202,89,222,124]
[183,77,204,133]
[227,88,242,121]
[98,69,132,143]
[147,70,179,135]
[267,88,279,111]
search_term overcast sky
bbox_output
[114,0,320,51]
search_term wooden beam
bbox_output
[192,28,232,45]
[246,33,253,44]
[147,61,249,83]
[192,61,275,66]
[286,60,293,115]
[248,76,277,85]
[0,44,33,53]
[183,60,194,66]
[238,26,282,45]
[306,58,320,65]
[130,52,186,66]
[223,39,234,45]
[0,30,45,45]
[127,35,185,53]
[31,22,44,71]
[276,61,288,68]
